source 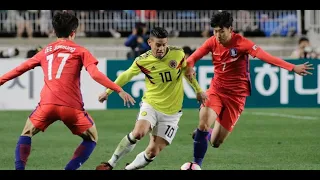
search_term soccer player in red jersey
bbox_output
[185,11,314,168]
[0,11,135,170]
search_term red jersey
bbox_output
[187,32,295,96]
[0,39,122,110]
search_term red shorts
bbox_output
[201,90,246,132]
[29,104,95,135]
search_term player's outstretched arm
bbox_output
[98,90,136,108]
[185,38,213,80]
[186,38,213,68]
[86,64,123,93]
[183,71,208,105]
[81,50,137,106]
[182,55,203,93]
[105,69,137,95]
[105,60,141,95]
[101,68,139,107]
[255,48,314,76]
[97,60,141,107]
[86,64,136,107]
[183,69,202,93]
[0,58,40,86]
[243,38,314,76]
[182,56,207,105]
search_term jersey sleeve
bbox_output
[255,49,295,71]
[187,37,214,67]
[106,58,142,95]
[241,37,261,58]
[181,56,202,93]
[81,48,99,69]
[86,64,122,93]
[241,37,295,71]
[0,51,42,85]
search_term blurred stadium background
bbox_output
[0,10,320,59]
[0,10,319,170]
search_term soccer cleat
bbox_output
[191,128,213,140]
[123,163,130,170]
[95,162,113,170]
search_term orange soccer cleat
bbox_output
[95,162,113,170]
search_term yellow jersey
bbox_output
[107,46,202,115]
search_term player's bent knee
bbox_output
[90,133,98,143]
[146,148,160,159]
[21,118,41,137]
[81,125,98,143]
[146,136,168,158]
[198,117,214,131]
[21,128,41,137]
[80,132,98,142]
[198,108,217,131]
[132,120,151,140]
[198,123,211,131]
[131,131,146,140]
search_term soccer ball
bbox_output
[180,162,201,170]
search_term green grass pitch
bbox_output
[0,108,319,170]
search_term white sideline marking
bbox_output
[245,112,319,120]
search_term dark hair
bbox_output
[150,27,168,38]
[135,22,146,36]
[135,22,146,28]
[298,37,309,44]
[210,11,233,29]
[183,46,194,55]
[52,11,79,38]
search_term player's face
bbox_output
[148,37,168,59]
[299,40,310,49]
[213,27,232,45]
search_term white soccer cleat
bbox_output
[180,162,201,170]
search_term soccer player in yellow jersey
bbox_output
[95,27,207,170]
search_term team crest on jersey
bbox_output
[230,48,237,57]
[169,60,177,68]
[252,45,258,50]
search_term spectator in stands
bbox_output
[290,37,317,59]
[125,22,150,60]
[235,10,257,33]
[77,11,87,37]
[201,25,213,38]
[5,10,34,38]
[135,10,157,21]
[38,10,53,37]
[134,10,157,30]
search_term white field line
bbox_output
[244,112,319,120]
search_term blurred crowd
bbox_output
[290,36,320,59]
[0,10,319,60]
[124,25,320,60]
[0,10,161,38]
[1,10,84,38]
[0,10,300,38]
